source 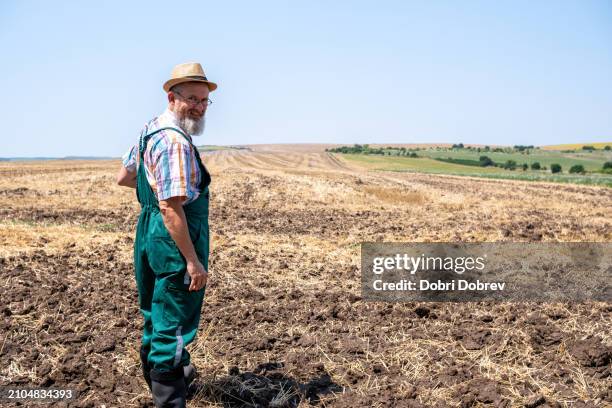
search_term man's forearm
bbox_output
[117,166,137,188]
[160,199,198,263]
[121,178,137,188]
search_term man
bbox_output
[117,62,217,408]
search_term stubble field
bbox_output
[0,145,610,407]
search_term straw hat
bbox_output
[163,62,218,92]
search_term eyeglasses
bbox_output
[173,91,213,107]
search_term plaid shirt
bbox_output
[122,109,202,204]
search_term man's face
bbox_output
[169,82,211,135]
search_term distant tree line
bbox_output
[451,144,538,154]
[435,156,605,175]
[326,143,544,155]
[566,145,611,152]
[326,144,611,174]
[326,144,420,157]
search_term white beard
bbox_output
[179,115,206,136]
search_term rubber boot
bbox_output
[183,364,197,388]
[150,367,187,408]
[140,347,152,390]
[142,348,194,391]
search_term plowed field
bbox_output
[1,146,610,407]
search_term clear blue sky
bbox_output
[1,1,611,157]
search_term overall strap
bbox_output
[143,127,211,191]
[136,126,210,205]
[136,127,187,206]
[139,126,191,155]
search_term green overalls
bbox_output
[134,126,211,380]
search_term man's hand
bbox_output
[187,259,208,291]
[160,196,207,291]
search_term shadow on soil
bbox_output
[188,362,343,407]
